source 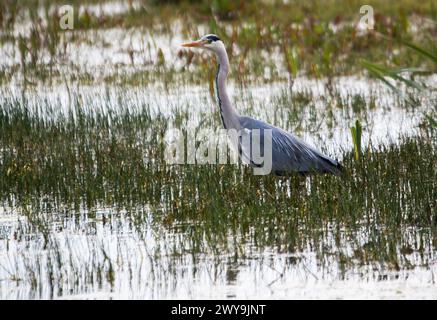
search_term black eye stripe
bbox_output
[206,35,220,42]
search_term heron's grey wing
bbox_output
[236,128,257,166]
[239,116,342,175]
[270,128,342,174]
[225,126,263,168]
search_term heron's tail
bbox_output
[318,155,344,176]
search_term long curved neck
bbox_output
[215,46,240,130]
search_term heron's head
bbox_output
[181,34,224,53]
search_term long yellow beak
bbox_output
[181,40,204,47]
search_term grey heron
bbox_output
[182,34,342,175]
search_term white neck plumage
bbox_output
[214,43,241,130]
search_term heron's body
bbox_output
[238,116,342,175]
[183,34,342,175]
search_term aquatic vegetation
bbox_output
[350,120,362,161]
[0,82,436,298]
[0,0,436,299]
[0,0,436,86]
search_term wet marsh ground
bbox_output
[0,0,436,299]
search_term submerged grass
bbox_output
[0,0,436,299]
[0,92,435,290]
[0,0,436,85]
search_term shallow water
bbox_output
[1,1,436,299]
[0,76,436,299]
[0,75,432,156]
[1,205,436,299]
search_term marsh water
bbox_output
[1,76,436,299]
[0,1,436,299]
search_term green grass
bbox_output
[0,91,435,274]
[0,0,436,299]
[0,0,436,85]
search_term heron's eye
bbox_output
[207,39,212,44]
